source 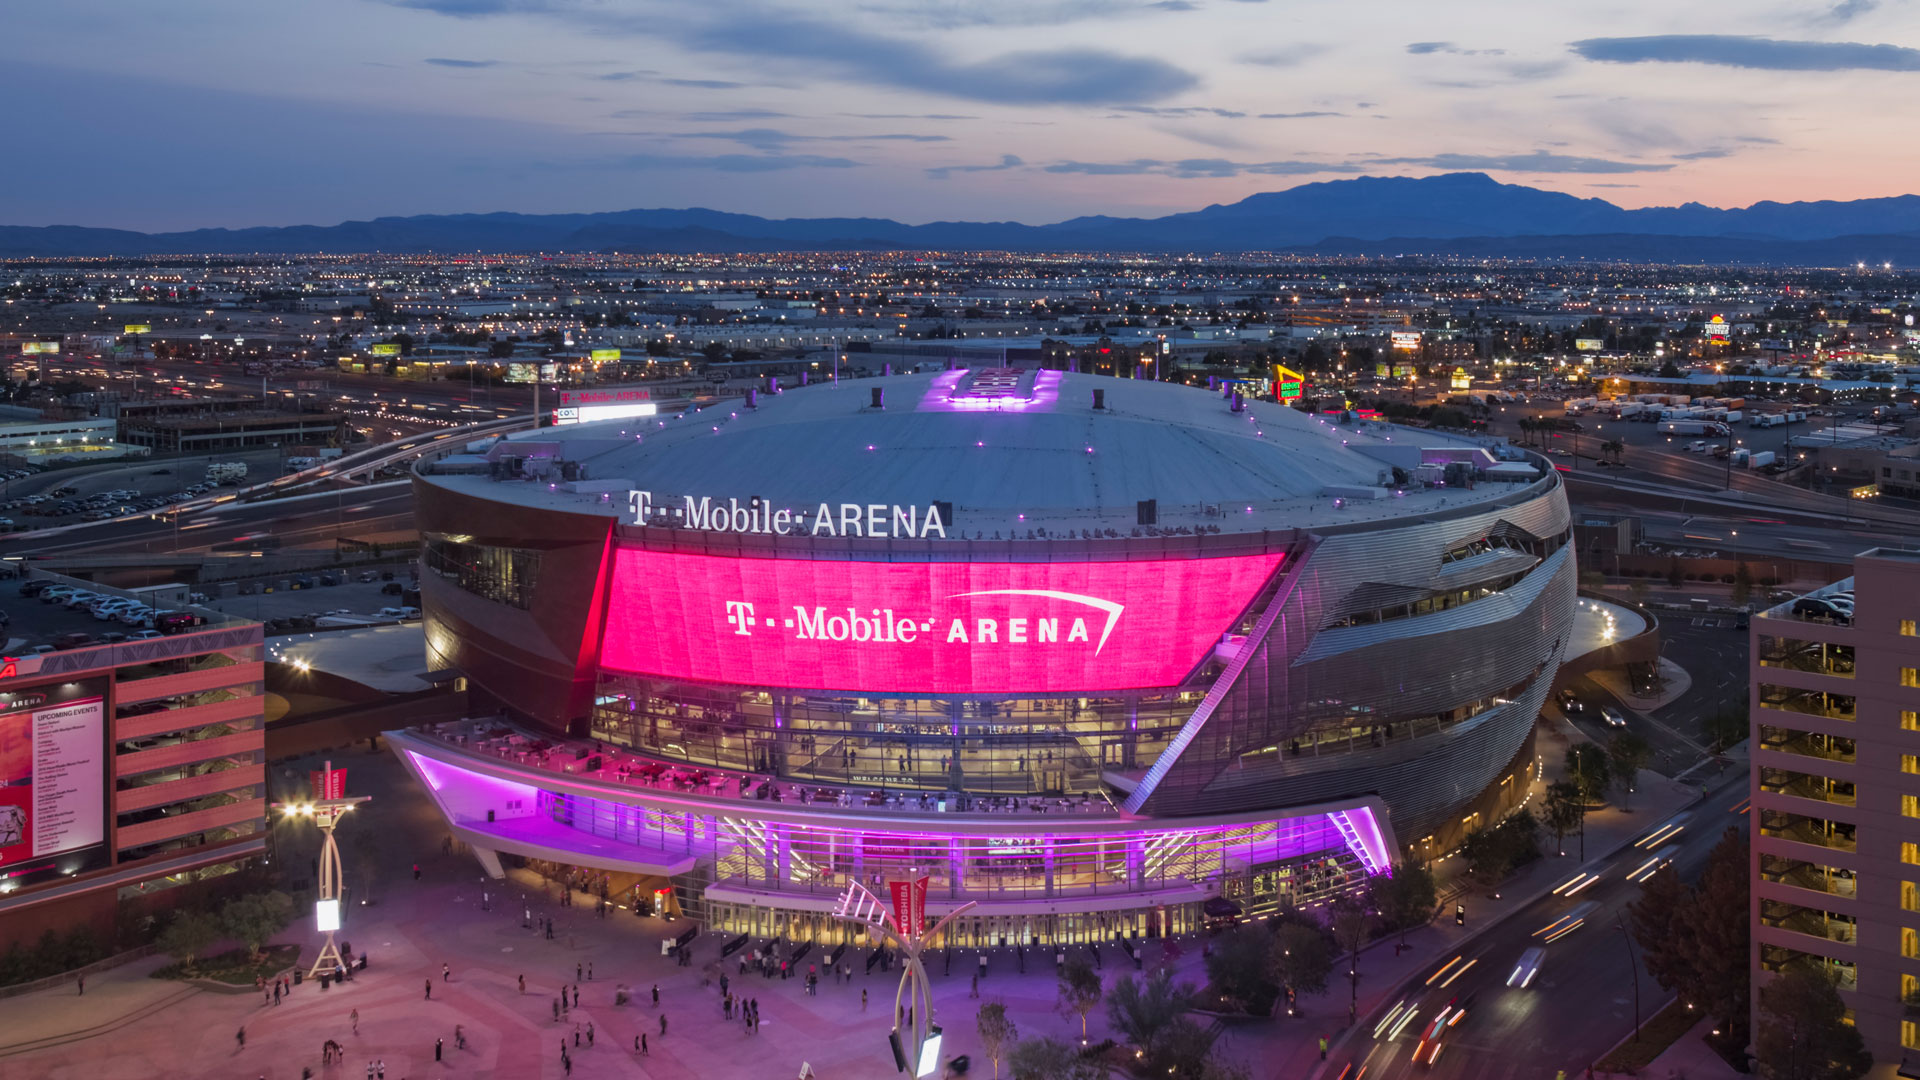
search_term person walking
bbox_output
[235,1027,246,1050]
[573,1024,581,1048]
[350,1008,359,1034]
[365,1062,373,1080]
[442,962,450,982]
[576,962,583,982]
[641,1033,649,1055]
[434,1038,443,1063]
[456,1024,466,1050]
[412,863,421,880]
[518,974,525,994]
[572,984,579,1008]
[659,1013,668,1037]
[424,979,433,1000]
[587,1020,595,1047]
[588,961,594,980]
[861,988,868,1011]
[651,983,659,1006]
[76,973,84,996]
[274,981,282,1005]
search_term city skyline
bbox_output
[9,0,1920,230]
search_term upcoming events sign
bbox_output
[599,548,1284,694]
[0,699,106,870]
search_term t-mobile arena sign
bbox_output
[599,548,1284,693]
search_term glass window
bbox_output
[1901,619,1916,637]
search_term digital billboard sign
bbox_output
[369,343,402,357]
[599,548,1284,693]
[0,696,107,883]
[21,342,59,355]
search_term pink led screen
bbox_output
[599,548,1285,694]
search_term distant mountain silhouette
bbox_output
[7,173,1920,262]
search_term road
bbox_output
[1336,775,1750,1080]
[11,484,416,557]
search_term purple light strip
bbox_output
[1327,807,1391,876]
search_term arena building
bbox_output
[392,369,1575,945]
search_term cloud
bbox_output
[672,128,951,150]
[597,71,653,81]
[926,154,1025,179]
[1570,35,1920,71]
[661,77,746,89]
[1258,111,1344,119]
[1672,148,1734,160]
[686,109,792,121]
[1406,41,1506,56]
[841,113,978,121]
[1370,150,1673,173]
[392,0,561,13]
[1240,44,1325,68]
[1816,0,1878,23]
[620,153,860,172]
[388,0,1199,105]
[1148,0,1199,9]
[1043,157,1359,177]
[424,57,501,67]
[1112,105,1247,118]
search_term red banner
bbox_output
[309,768,346,801]
[888,876,928,936]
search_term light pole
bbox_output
[272,761,371,980]
[836,877,976,1076]
[1617,913,1642,1042]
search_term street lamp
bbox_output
[272,762,370,979]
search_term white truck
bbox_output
[205,462,249,484]
[1658,420,1729,436]
[1747,450,1777,469]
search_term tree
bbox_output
[1733,561,1755,608]
[1542,780,1584,856]
[1106,967,1195,1057]
[1602,438,1624,463]
[1607,730,1652,810]
[1756,965,1871,1080]
[1268,922,1333,1016]
[1203,924,1275,1013]
[1156,1018,1224,1080]
[1056,953,1103,1042]
[1565,743,1612,804]
[1329,898,1372,1023]
[1371,862,1437,945]
[1629,863,1688,995]
[1008,1037,1102,1080]
[977,1001,1018,1080]
[1685,828,1754,1060]
[1667,556,1686,588]
[220,891,293,964]
[1659,360,1682,378]
[156,910,221,972]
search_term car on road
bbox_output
[1556,689,1584,714]
[1412,994,1474,1067]
[1600,706,1627,728]
[1507,947,1545,988]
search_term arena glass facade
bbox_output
[396,371,1574,944]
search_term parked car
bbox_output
[380,582,405,595]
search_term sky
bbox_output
[5,0,1920,230]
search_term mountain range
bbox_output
[6,173,1920,263]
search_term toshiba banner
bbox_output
[598,548,1283,693]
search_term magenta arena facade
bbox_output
[395,370,1573,944]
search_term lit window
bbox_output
[1903,620,1917,637]
[1906,668,1920,689]
[1906,1019,1920,1051]
[1906,882,1920,912]
[1908,756,1920,775]
[1907,711,1920,733]
[1905,842,1920,865]
[1906,929,1919,959]
[1906,795,1920,819]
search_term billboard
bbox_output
[369,343,402,357]
[0,697,106,882]
[124,324,152,335]
[590,348,622,362]
[1574,338,1605,352]
[1707,316,1729,339]
[599,548,1285,694]
[1389,331,1421,351]
[1273,364,1304,400]
[554,386,658,426]
[21,342,59,355]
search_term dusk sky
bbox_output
[8,0,1920,231]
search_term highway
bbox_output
[11,484,416,557]
[1334,774,1749,1080]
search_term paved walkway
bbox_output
[1631,1019,1742,1079]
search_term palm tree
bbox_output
[1517,417,1535,445]
[1602,438,1624,463]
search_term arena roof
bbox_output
[421,370,1544,535]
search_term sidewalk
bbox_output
[1590,658,1693,712]
[0,953,196,1058]
[1637,1018,1742,1079]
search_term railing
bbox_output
[1759,811,1857,853]
[1760,770,1857,808]
[1757,726,1856,764]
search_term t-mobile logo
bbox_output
[725,601,756,635]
